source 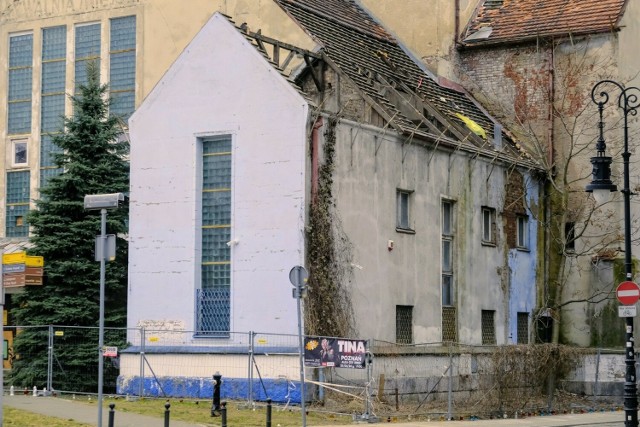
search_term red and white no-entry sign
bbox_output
[616,281,640,305]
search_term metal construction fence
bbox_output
[1,326,630,420]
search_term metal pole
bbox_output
[622,100,638,427]
[296,280,307,427]
[248,331,254,406]
[47,325,53,393]
[139,327,145,398]
[98,207,107,427]
[266,398,272,427]
[590,80,639,427]
[0,277,4,422]
[447,345,453,421]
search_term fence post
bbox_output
[594,348,601,397]
[108,403,115,427]
[248,331,254,406]
[221,401,227,427]
[139,327,145,398]
[266,398,272,427]
[364,342,373,418]
[164,402,170,427]
[447,344,453,421]
[47,325,53,393]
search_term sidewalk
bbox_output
[3,394,206,427]
[2,394,627,426]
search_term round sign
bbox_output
[289,265,308,287]
[616,281,640,305]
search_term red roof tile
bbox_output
[463,0,627,45]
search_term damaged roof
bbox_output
[462,0,627,46]
[267,0,537,167]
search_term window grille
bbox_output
[396,305,413,344]
[109,16,136,118]
[199,137,232,334]
[6,171,30,237]
[196,288,230,336]
[442,306,457,342]
[517,312,529,344]
[481,310,496,345]
[8,34,33,135]
[442,200,455,306]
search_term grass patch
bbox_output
[4,406,92,426]
[72,396,353,426]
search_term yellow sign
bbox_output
[54,331,64,336]
[2,252,44,267]
[148,337,159,342]
[257,338,268,344]
[26,256,44,267]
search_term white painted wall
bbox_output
[128,13,309,339]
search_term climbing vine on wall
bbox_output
[305,116,355,338]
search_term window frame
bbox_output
[481,206,496,245]
[395,305,413,344]
[442,200,454,306]
[396,189,414,233]
[517,214,529,250]
[11,139,27,167]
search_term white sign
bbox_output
[619,305,637,318]
[103,346,118,357]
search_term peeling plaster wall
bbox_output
[128,14,308,339]
[328,119,538,345]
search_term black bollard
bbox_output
[221,401,227,427]
[211,371,222,416]
[108,403,115,427]
[266,398,272,427]
[164,402,170,427]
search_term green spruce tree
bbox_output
[11,62,129,393]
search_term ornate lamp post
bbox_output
[586,80,640,427]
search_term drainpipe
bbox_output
[311,117,323,205]
[454,0,460,46]
[547,42,555,172]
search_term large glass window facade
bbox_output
[41,26,67,188]
[109,16,136,118]
[6,171,30,237]
[8,33,33,135]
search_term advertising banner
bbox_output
[304,336,367,369]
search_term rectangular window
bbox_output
[109,16,136,119]
[12,140,27,166]
[396,190,412,231]
[74,23,101,91]
[6,171,30,237]
[482,207,495,244]
[396,305,413,344]
[8,33,33,135]
[481,310,496,345]
[41,26,67,188]
[517,312,529,344]
[442,200,454,306]
[442,200,457,342]
[517,215,529,249]
[197,136,232,335]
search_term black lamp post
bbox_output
[586,80,640,427]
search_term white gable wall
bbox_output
[128,13,308,337]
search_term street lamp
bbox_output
[84,192,124,427]
[586,80,640,427]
